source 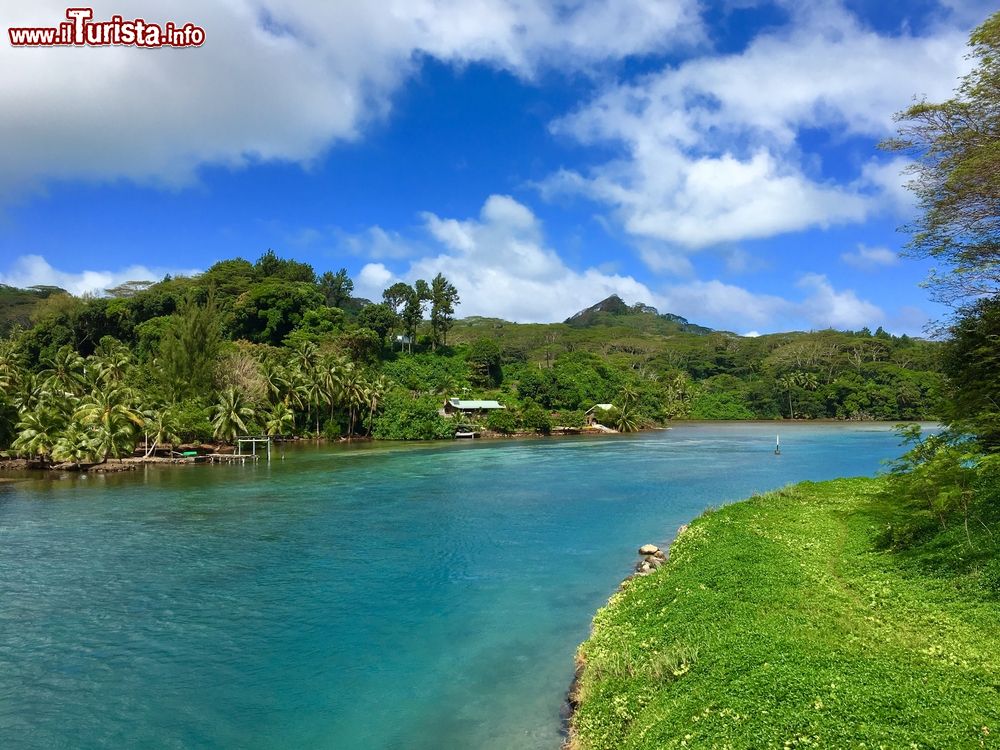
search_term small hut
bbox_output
[585,403,614,426]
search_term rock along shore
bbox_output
[561,526,689,745]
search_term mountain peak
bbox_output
[564,295,712,334]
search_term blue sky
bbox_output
[0,0,994,334]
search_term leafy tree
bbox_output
[401,280,430,353]
[429,273,460,349]
[467,337,503,387]
[357,303,397,347]
[105,280,154,299]
[0,396,17,450]
[516,366,554,406]
[381,281,429,353]
[883,11,1000,450]
[254,249,316,284]
[231,280,325,345]
[558,409,587,429]
[199,258,256,299]
[319,268,354,308]
[382,282,412,316]
[283,307,345,347]
[690,392,754,420]
[889,425,994,535]
[159,294,223,401]
[336,327,382,365]
[882,12,1000,303]
[940,296,1000,446]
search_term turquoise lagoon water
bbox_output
[0,423,918,749]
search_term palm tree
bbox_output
[51,425,96,465]
[12,371,44,413]
[615,404,641,433]
[0,339,24,392]
[40,346,87,397]
[11,408,65,463]
[259,357,288,405]
[318,355,348,423]
[142,405,182,458]
[619,382,640,410]
[74,387,143,463]
[796,371,819,391]
[365,375,390,435]
[283,369,310,429]
[778,374,797,419]
[211,387,255,443]
[91,340,133,387]
[340,368,366,440]
[264,402,296,438]
[780,371,818,419]
[291,341,318,377]
[303,370,327,438]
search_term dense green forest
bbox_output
[0,248,943,465]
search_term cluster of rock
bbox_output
[634,543,668,576]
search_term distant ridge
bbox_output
[564,294,712,334]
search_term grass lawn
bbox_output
[569,477,1000,749]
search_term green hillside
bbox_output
[0,251,944,463]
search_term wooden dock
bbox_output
[203,453,259,464]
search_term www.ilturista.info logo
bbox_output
[9,8,205,48]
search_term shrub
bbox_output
[486,408,518,434]
[372,394,453,440]
[521,403,552,434]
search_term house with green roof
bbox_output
[442,398,506,418]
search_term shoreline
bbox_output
[562,478,1000,748]
[0,419,934,478]
[561,531,689,747]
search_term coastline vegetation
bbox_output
[0,254,943,465]
[570,10,1000,747]
[568,476,1000,750]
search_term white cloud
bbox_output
[658,279,790,329]
[637,246,695,276]
[371,194,666,322]
[841,243,899,270]
[0,0,701,200]
[0,254,200,296]
[858,157,917,215]
[355,262,398,301]
[349,194,890,332]
[340,226,417,261]
[796,272,884,329]
[542,3,970,251]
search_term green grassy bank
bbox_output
[569,478,1000,749]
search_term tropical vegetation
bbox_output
[0,248,945,464]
